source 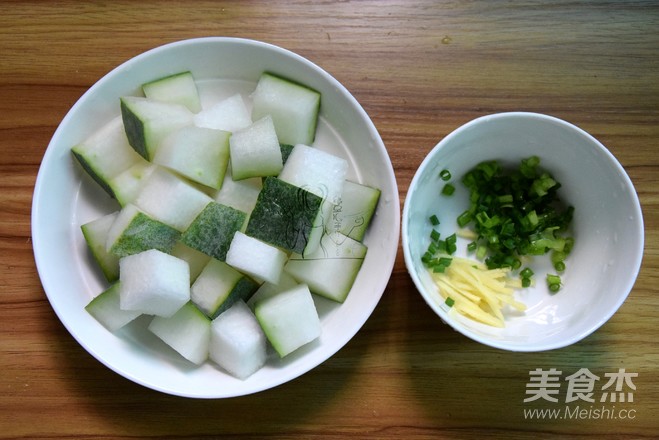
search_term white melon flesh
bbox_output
[209,301,267,379]
[133,167,213,232]
[193,93,252,133]
[119,249,190,317]
[81,211,120,282]
[108,161,157,207]
[71,116,144,197]
[277,144,347,205]
[153,125,230,190]
[191,259,258,319]
[213,165,262,214]
[328,180,381,241]
[85,283,141,332]
[229,115,283,180]
[225,231,287,284]
[284,232,367,303]
[142,71,202,113]
[246,271,298,310]
[254,284,321,358]
[250,72,320,146]
[148,301,211,365]
[120,96,193,160]
[169,241,211,284]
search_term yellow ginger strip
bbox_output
[429,255,527,327]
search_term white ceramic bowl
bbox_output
[403,112,644,352]
[32,37,400,397]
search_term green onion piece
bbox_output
[439,169,452,181]
[476,244,487,260]
[546,274,562,292]
[438,257,453,266]
[445,233,457,255]
[498,194,513,204]
[521,277,531,288]
[564,237,575,254]
[467,241,477,252]
[445,297,455,307]
[520,267,534,279]
[442,183,455,196]
[457,210,472,227]
[429,214,440,226]
[433,264,446,273]
[430,229,441,242]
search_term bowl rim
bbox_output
[402,111,645,352]
[31,36,400,397]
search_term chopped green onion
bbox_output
[429,214,440,226]
[445,233,457,254]
[467,241,477,252]
[445,297,455,307]
[430,229,441,242]
[476,244,487,260]
[457,210,472,228]
[521,277,532,288]
[520,267,534,279]
[546,274,562,292]
[439,169,452,181]
[442,183,455,196]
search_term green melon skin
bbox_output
[280,143,295,164]
[191,259,259,319]
[120,96,192,161]
[181,201,247,261]
[245,177,323,254]
[108,211,181,258]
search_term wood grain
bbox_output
[1,1,657,438]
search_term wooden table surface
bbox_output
[1,1,657,438]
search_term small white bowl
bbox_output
[32,37,400,397]
[402,112,644,351]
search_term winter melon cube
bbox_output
[193,93,252,133]
[191,259,259,319]
[85,282,141,332]
[169,241,211,284]
[328,180,381,241]
[105,204,181,257]
[209,301,267,379]
[213,164,263,214]
[225,231,287,284]
[254,284,321,358]
[119,249,190,317]
[142,71,201,113]
[133,167,213,232]
[81,211,120,282]
[285,232,366,303]
[246,271,298,310]
[251,72,320,146]
[120,96,193,160]
[71,116,143,197]
[107,161,157,207]
[180,201,247,261]
[245,177,324,254]
[229,115,283,180]
[148,301,211,365]
[153,125,230,190]
[278,144,348,205]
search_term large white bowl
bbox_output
[32,37,400,397]
[403,112,644,351]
